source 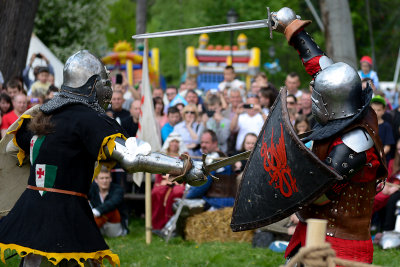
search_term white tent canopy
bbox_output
[25,34,64,87]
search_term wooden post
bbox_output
[126,59,133,86]
[145,172,152,244]
[306,219,327,247]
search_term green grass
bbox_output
[2,218,400,266]
[105,219,285,267]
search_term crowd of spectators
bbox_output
[0,53,56,139]
[2,53,400,246]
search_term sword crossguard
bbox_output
[202,153,220,181]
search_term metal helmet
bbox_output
[311,62,363,125]
[61,50,112,110]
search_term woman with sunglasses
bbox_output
[172,104,204,156]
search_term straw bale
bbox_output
[185,207,254,243]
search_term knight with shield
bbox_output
[131,5,387,264]
[231,7,387,264]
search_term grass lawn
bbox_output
[2,218,400,266]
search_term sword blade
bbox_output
[132,19,269,39]
[205,150,251,173]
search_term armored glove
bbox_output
[105,137,208,186]
[271,7,311,42]
[171,159,207,186]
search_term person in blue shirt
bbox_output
[186,130,236,210]
[161,106,181,143]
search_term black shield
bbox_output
[231,88,341,232]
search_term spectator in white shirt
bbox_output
[285,72,302,99]
[230,94,265,152]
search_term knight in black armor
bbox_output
[269,7,387,263]
[0,50,207,266]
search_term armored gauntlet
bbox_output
[104,137,208,186]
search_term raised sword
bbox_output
[132,7,273,39]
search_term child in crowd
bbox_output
[30,67,50,96]
[358,56,380,89]
[370,95,394,161]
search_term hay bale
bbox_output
[184,207,254,243]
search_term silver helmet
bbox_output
[311,62,363,125]
[61,50,112,110]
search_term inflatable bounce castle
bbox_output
[102,41,161,87]
[186,33,260,91]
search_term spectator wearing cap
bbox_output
[358,56,380,89]
[29,67,50,97]
[371,95,394,160]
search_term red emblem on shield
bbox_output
[260,124,298,197]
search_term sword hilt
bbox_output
[202,153,219,181]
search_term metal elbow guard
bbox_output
[104,139,139,172]
[324,143,367,180]
[291,31,324,63]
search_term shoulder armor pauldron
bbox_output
[342,128,374,153]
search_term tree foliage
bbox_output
[146,0,323,87]
[34,0,111,62]
[106,0,137,49]
[349,0,400,81]
[33,0,400,86]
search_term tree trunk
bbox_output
[136,0,147,49]
[0,0,39,83]
[319,0,357,69]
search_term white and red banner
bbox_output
[134,39,162,186]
